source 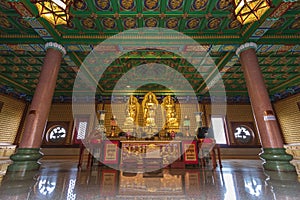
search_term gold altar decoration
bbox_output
[142,92,159,137]
[161,95,179,131]
[120,141,181,166]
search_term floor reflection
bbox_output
[0,160,299,200]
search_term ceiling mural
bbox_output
[0,0,299,103]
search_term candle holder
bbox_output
[183,115,190,137]
[97,110,106,140]
[194,112,203,138]
[110,115,118,137]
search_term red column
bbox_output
[236,43,283,148]
[9,42,66,172]
[236,42,294,172]
[20,42,66,148]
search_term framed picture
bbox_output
[103,140,120,164]
[182,141,198,164]
[230,122,259,146]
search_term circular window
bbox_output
[47,125,67,143]
[234,125,254,144]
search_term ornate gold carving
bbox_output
[120,0,135,10]
[103,18,116,29]
[187,18,200,29]
[207,18,221,30]
[166,18,178,29]
[192,0,208,10]
[217,0,231,10]
[124,18,136,29]
[168,0,183,10]
[96,0,110,10]
[145,0,159,10]
[145,18,158,27]
[0,17,12,29]
[82,18,96,29]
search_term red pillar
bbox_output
[9,42,66,171]
[236,42,294,172]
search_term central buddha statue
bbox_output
[142,92,159,136]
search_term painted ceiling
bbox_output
[0,0,299,103]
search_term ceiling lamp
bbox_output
[31,0,73,26]
[234,0,271,25]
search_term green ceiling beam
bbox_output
[0,35,44,44]
[257,36,300,44]
[197,52,235,93]
[0,74,31,93]
[69,52,104,93]
[270,75,300,94]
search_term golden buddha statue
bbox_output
[126,95,139,122]
[162,95,179,129]
[142,92,158,135]
[124,95,139,128]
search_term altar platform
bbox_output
[78,138,222,171]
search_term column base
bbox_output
[259,148,295,172]
[8,148,43,172]
[284,143,300,181]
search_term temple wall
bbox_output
[0,94,26,144]
[273,93,300,144]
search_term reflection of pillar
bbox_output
[8,42,66,172]
[236,42,294,172]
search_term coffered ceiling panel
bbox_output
[0,0,299,103]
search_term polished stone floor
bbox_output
[0,159,299,200]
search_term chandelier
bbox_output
[234,0,272,25]
[31,0,73,26]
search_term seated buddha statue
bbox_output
[167,112,179,128]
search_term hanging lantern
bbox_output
[234,0,272,25]
[31,0,73,25]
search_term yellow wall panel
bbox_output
[0,94,26,144]
[274,94,300,144]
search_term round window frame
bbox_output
[233,124,255,145]
[46,125,67,143]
